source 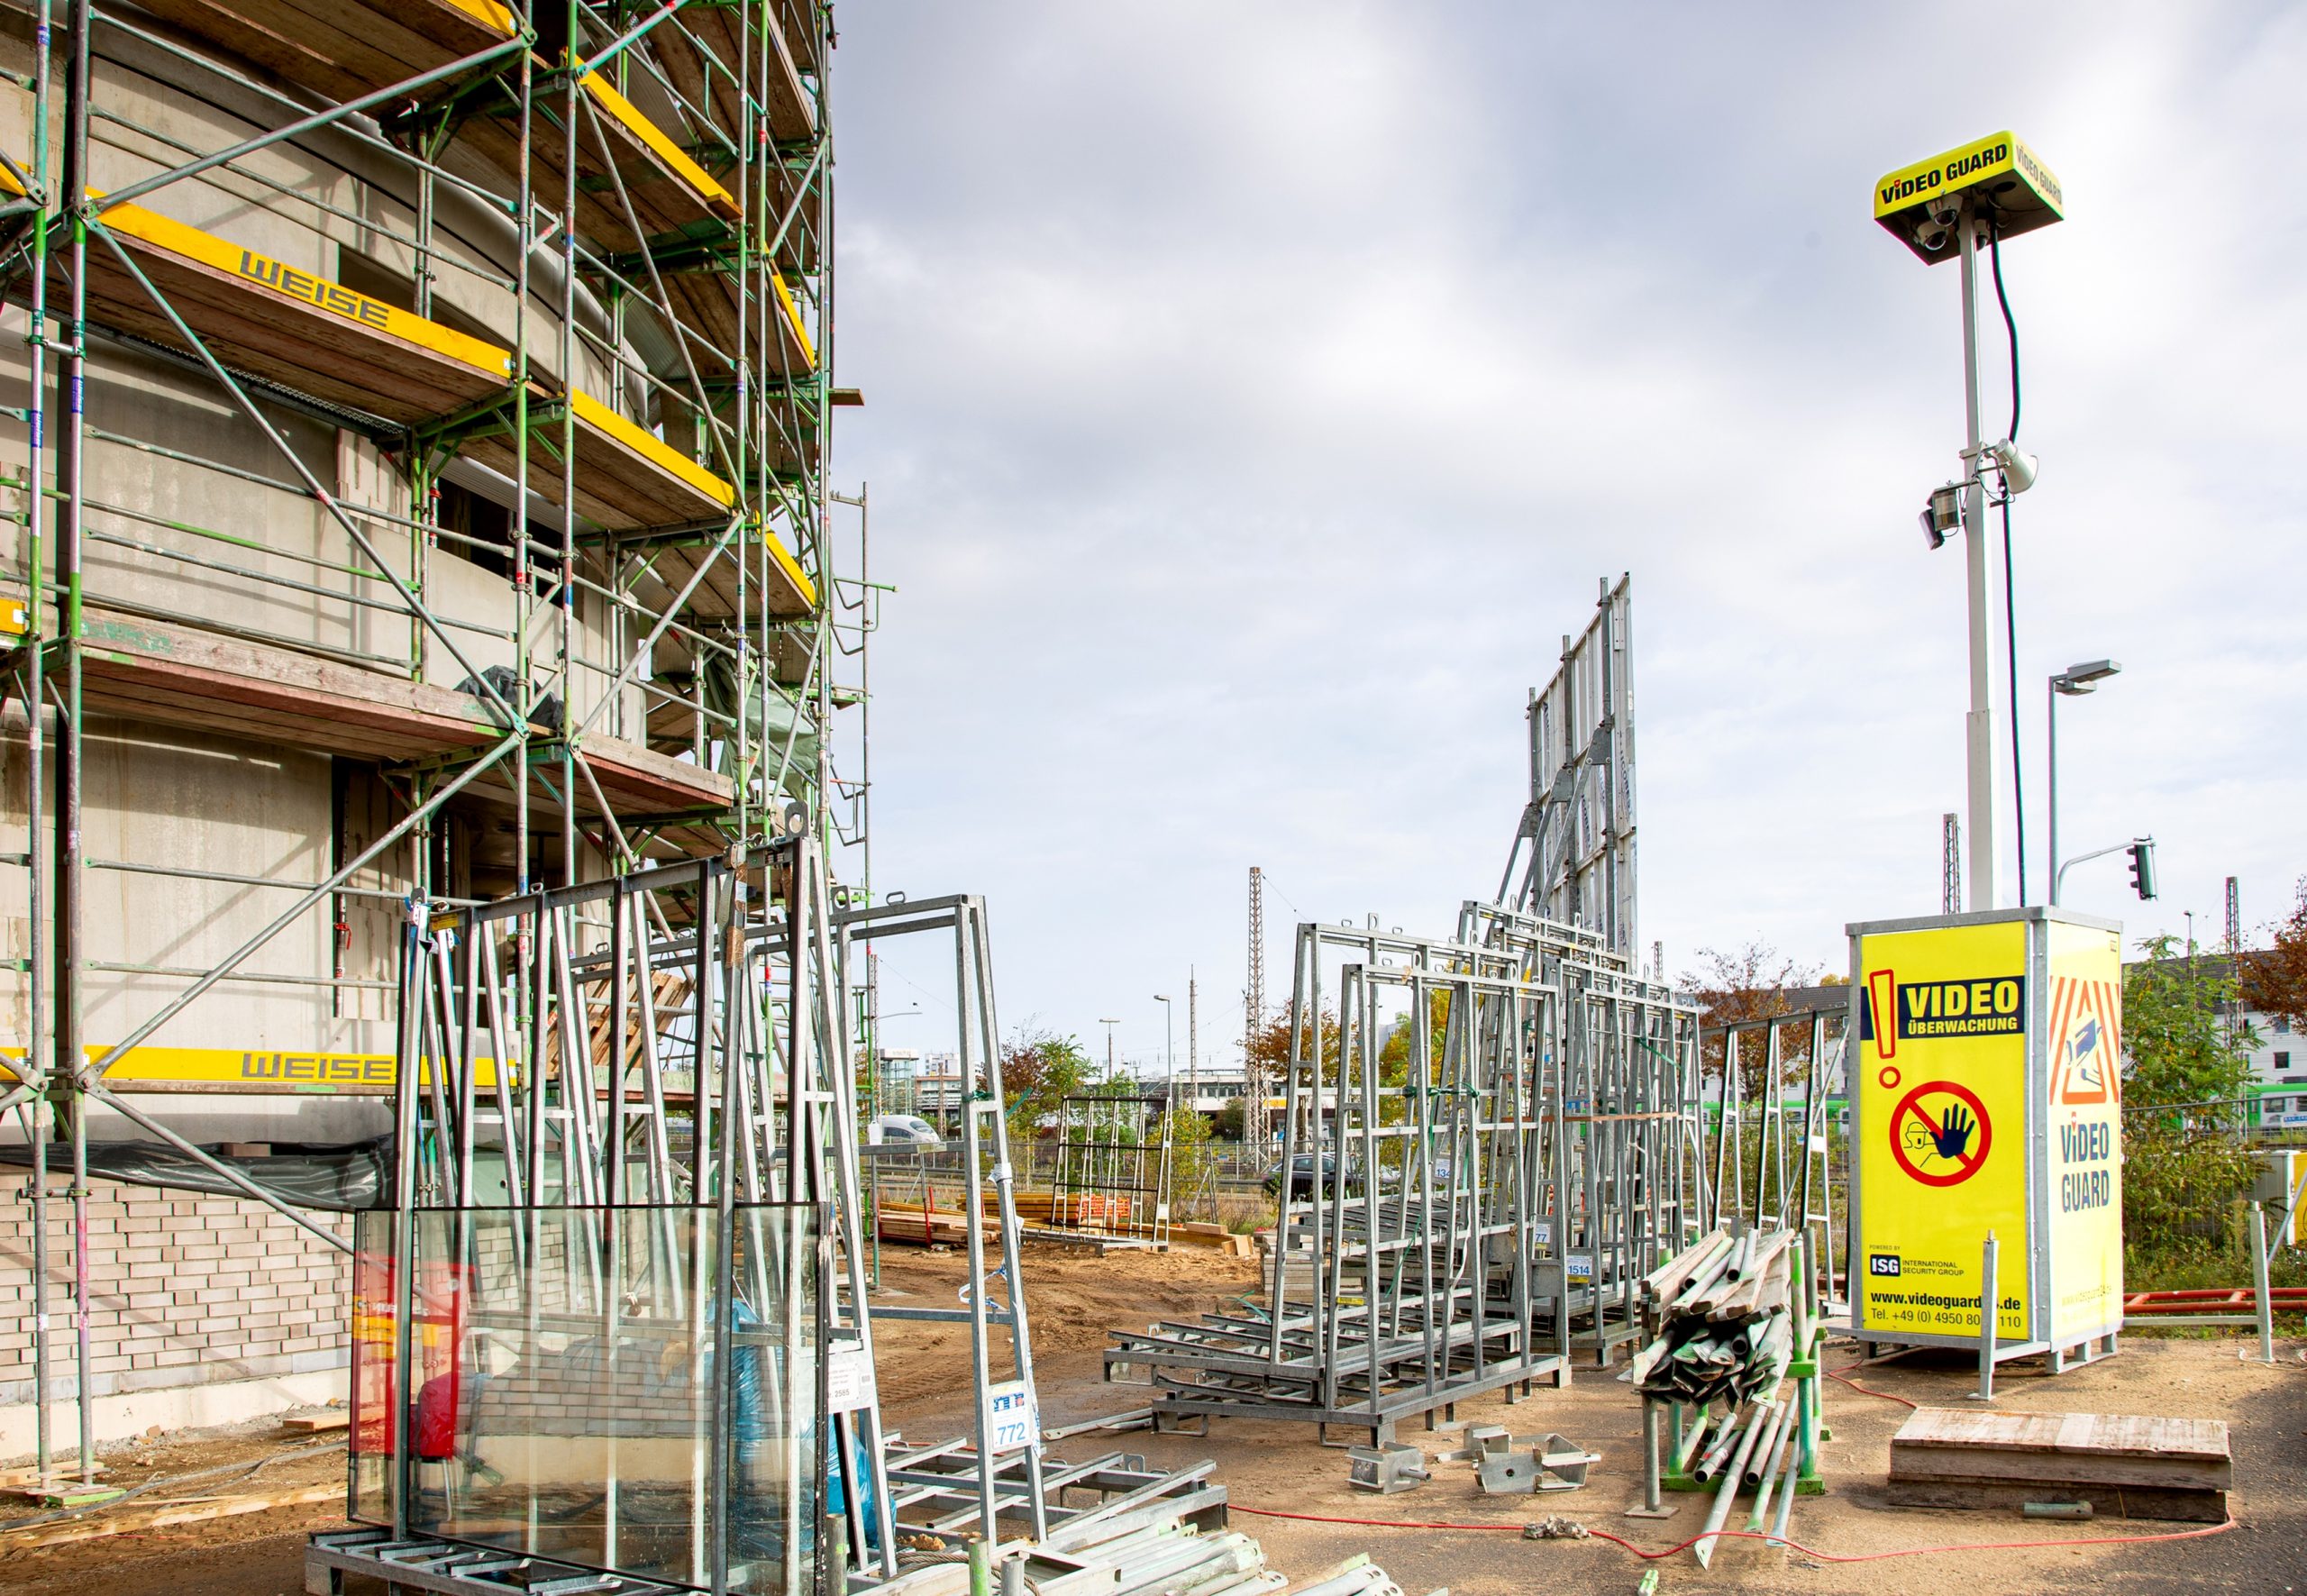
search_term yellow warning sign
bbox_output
[2046,921,2124,1341]
[1856,918,2030,1340]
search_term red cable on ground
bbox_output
[1826,1359,1919,1409]
[1226,1502,2236,1564]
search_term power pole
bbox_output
[1247,866,1265,1136]
[1942,813,1962,916]
[2225,878,2241,1048]
[1188,968,1199,1106]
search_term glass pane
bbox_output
[349,1205,819,1596]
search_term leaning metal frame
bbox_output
[1051,1092,1172,1246]
[0,0,848,1488]
[1458,900,1705,1363]
[1499,574,1637,962]
[829,892,1052,1547]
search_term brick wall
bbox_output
[0,1172,350,1405]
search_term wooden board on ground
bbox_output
[1889,1407,2231,1522]
[1884,1477,2229,1523]
[280,1409,351,1432]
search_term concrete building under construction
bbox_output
[0,0,848,1465]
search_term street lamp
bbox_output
[2047,658,2120,905]
[1097,1018,1119,1080]
[1154,995,1175,1108]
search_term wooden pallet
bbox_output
[1888,1407,2230,1523]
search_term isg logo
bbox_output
[1868,1254,1902,1277]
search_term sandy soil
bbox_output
[10,1242,2300,1596]
[0,1417,348,1596]
[888,1243,2307,1596]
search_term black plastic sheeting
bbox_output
[0,1137,387,1211]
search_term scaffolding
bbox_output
[0,0,853,1500]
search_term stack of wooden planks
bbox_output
[1888,1408,2231,1522]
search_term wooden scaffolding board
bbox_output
[651,1,815,150]
[460,68,742,260]
[55,607,731,824]
[617,524,815,625]
[5,191,513,424]
[652,262,815,377]
[127,0,517,104]
[1887,1407,2232,1522]
[470,734,734,825]
[457,389,736,532]
[71,608,506,763]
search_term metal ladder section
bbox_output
[829,894,1050,1546]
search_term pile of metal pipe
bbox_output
[1286,1555,1406,1596]
[1630,1227,1795,1408]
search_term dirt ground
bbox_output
[9,1242,2303,1596]
[880,1244,2307,1596]
[0,1418,346,1596]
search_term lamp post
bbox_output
[1874,132,2065,910]
[1097,1018,1119,1081]
[1154,994,1175,1111]
[2047,659,2120,904]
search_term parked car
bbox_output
[1262,1154,1399,1198]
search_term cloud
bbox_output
[828,2,2307,1065]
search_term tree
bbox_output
[2124,935,2258,1112]
[2121,934,2262,1252]
[1211,1098,1248,1142]
[1678,940,1826,1097]
[1244,1008,1339,1083]
[1377,990,1451,1087]
[998,1025,1091,1156]
[2239,878,2307,1029]
[1678,940,1824,1029]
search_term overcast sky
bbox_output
[823,3,2306,1074]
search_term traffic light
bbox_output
[2127,839,2157,901]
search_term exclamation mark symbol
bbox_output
[1869,968,1898,1060]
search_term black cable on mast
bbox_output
[1991,223,2027,903]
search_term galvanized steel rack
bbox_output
[1105,908,1703,1444]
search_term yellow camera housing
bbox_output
[1874,132,2064,264]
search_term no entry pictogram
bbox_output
[1890,1080,1992,1187]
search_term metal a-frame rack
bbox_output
[1104,905,1703,1441]
[0,0,846,1495]
[829,893,1051,1549]
[1457,901,1708,1365]
[1107,918,1573,1445]
[1701,1006,1849,1316]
